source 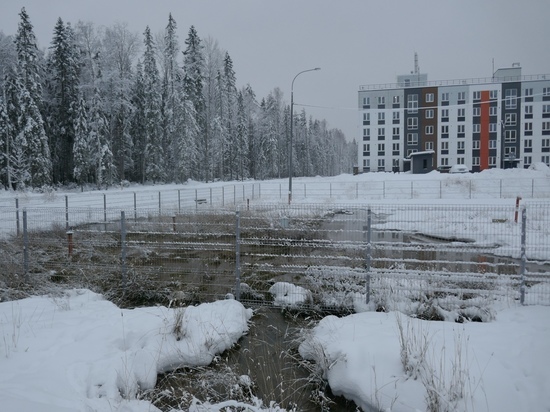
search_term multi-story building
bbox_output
[358,64,550,173]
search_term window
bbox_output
[378,96,385,105]
[406,149,417,157]
[457,157,465,164]
[524,139,532,149]
[473,140,480,149]
[489,140,497,149]
[363,113,370,122]
[473,91,481,100]
[524,88,533,100]
[407,117,418,129]
[362,97,370,107]
[378,159,385,170]
[392,142,400,151]
[362,128,370,140]
[441,92,449,102]
[441,125,449,135]
[490,106,497,116]
[378,112,385,122]
[543,121,550,132]
[393,111,400,122]
[425,125,434,135]
[363,159,370,168]
[425,141,433,150]
[489,157,497,166]
[525,105,533,118]
[473,157,480,166]
[505,113,517,126]
[473,107,480,117]
[393,95,400,104]
[524,122,532,135]
[378,128,385,138]
[544,88,550,97]
[441,141,449,150]
[457,141,465,150]
[473,124,480,133]
[407,94,418,113]
[457,125,465,134]
[425,109,434,119]
[458,91,466,102]
[426,93,434,103]
[543,105,550,117]
[407,133,418,144]
[543,155,550,166]
[504,147,516,158]
[362,143,370,154]
[523,156,531,167]
[377,144,385,156]
[505,130,516,143]
[457,108,465,120]
[505,89,517,109]
[490,90,498,99]
[543,138,550,149]
[392,127,400,137]
[440,157,449,166]
[489,123,497,133]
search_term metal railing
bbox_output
[2,203,548,311]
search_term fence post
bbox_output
[531,179,534,198]
[356,182,359,199]
[235,210,241,301]
[178,190,181,214]
[383,181,386,199]
[103,194,107,223]
[222,186,225,206]
[234,185,236,204]
[411,181,414,199]
[210,187,212,205]
[195,189,199,210]
[158,192,161,215]
[133,192,137,220]
[500,180,503,198]
[304,183,307,198]
[259,183,261,199]
[365,208,372,305]
[121,211,127,292]
[440,181,442,199]
[242,185,245,201]
[65,195,69,230]
[330,183,332,198]
[469,180,472,199]
[15,198,20,237]
[252,184,255,200]
[279,183,281,199]
[67,231,74,256]
[23,209,29,282]
[520,207,527,305]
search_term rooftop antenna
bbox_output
[414,52,419,74]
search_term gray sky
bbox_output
[1,0,549,141]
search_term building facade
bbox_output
[358,65,550,173]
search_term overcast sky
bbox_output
[1,0,549,141]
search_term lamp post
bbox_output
[289,67,320,204]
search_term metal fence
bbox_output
[1,203,549,312]
[0,177,549,216]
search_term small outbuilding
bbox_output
[403,150,434,174]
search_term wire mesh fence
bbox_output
[0,176,549,213]
[1,203,549,311]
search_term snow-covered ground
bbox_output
[1,166,550,411]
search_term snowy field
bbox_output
[1,166,550,411]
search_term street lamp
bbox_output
[289,67,321,204]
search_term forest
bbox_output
[0,8,357,190]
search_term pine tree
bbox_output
[15,8,42,105]
[88,87,113,187]
[46,18,81,184]
[72,96,92,184]
[182,26,206,180]
[142,26,164,182]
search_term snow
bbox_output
[1,168,550,411]
[0,290,252,412]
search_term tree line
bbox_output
[0,8,357,190]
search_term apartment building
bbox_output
[358,65,550,173]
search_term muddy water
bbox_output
[226,306,359,411]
